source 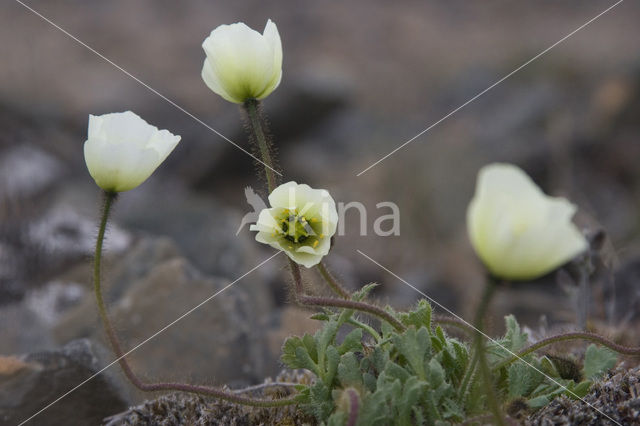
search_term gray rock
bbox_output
[0,281,86,355]
[115,182,271,281]
[54,253,277,398]
[0,144,63,201]
[0,339,129,426]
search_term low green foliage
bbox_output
[281,297,618,425]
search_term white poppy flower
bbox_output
[250,181,338,268]
[201,19,283,104]
[83,111,181,192]
[467,163,588,281]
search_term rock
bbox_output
[0,339,130,426]
[0,200,131,306]
[0,281,86,355]
[54,254,277,397]
[115,182,272,281]
[0,144,63,201]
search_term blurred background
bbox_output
[1,1,639,424]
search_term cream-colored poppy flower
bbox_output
[250,181,338,268]
[201,19,282,104]
[467,163,588,281]
[84,111,181,192]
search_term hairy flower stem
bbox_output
[317,262,351,299]
[93,191,296,408]
[244,99,278,192]
[494,331,640,371]
[432,314,474,335]
[473,277,505,426]
[289,259,406,332]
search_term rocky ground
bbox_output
[1,1,640,424]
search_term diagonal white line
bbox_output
[17,251,283,426]
[14,0,282,178]
[356,0,625,176]
[357,249,623,426]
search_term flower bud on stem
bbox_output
[93,191,296,407]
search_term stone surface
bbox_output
[0,339,129,426]
[54,254,277,396]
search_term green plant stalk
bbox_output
[93,191,296,408]
[458,348,479,403]
[494,331,640,371]
[244,99,278,192]
[473,276,505,426]
[317,261,351,299]
[289,259,406,332]
[347,317,382,343]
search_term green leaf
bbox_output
[281,336,318,373]
[392,327,431,380]
[338,352,362,387]
[527,394,551,409]
[352,283,379,301]
[310,312,330,322]
[381,360,412,384]
[371,346,389,374]
[363,372,377,392]
[583,344,617,380]
[428,358,446,389]
[540,356,560,378]
[398,376,426,424]
[508,361,544,398]
[296,346,320,374]
[302,333,318,362]
[441,397,464,421]
[449,340,470,382]
[316,320,340,354]
[325,345,340,385]
[307,380,334,421]
[338,328,363,355]
[504,315,528,352]
[435,326,447,346]
[399,299,432,330]
[568,380,592,399]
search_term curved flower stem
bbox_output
[432,314,474,335]
[232,382,299,394]
[93,191,297,408]
[494,331,640,371]
[244,99,278,192]
[317,262,351,299]
[289,259,406,333]
[473,276,504,426]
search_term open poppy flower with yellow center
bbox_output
[250,181,338,268]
